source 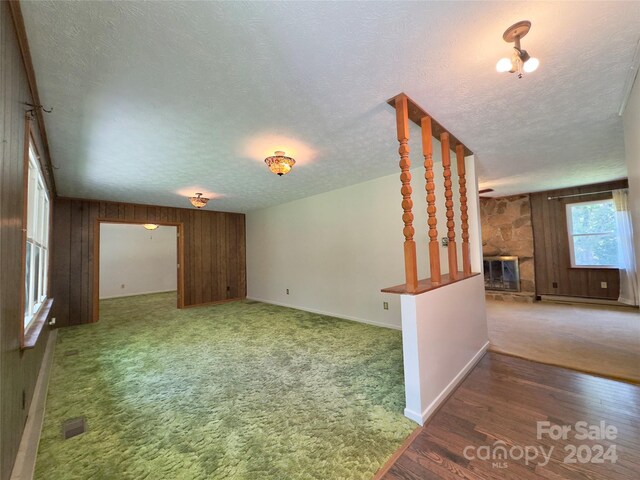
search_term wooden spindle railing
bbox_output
[395,95,418,292]
[421,116,441,284]
[383,92,477,296]
[456,144,472,275]
[441,132,458,279]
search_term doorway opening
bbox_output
[93,220,185,322]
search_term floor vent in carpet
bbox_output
[62,417,87,439]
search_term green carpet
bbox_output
[35,293,415,479]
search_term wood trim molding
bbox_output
[371,426,423,480]
[177,223,185,308]
[8,0,57,197]
[91,219,187,322]
[381,272,480,295]
[22,299,53,350]
[19,114,31,348]
[387,92,473,156]
[56,196,238,214]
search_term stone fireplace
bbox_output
[480,194,535,301]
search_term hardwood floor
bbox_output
[486,300,640,383]
[378,353,640,480]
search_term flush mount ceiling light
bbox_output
[143,224,159,231]
[496,20,539,78]
[189,193,209,208]
[264,151,296,176]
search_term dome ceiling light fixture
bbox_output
[264,151,296,176]
[189,192,209,208]
[143,224,159,230]
[496,20,539,78]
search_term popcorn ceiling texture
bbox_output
[19,1,640,212]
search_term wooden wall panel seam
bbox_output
[1,4,53,479]
[51,198,247,328]
[530,180,627,299]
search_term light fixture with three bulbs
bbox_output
[496,20,539,78]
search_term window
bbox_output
[24,141,50,328]
[566,199,618,268]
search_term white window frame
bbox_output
[24,140,50,329]
[566,198,618,269]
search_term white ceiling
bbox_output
[21,1,640,211]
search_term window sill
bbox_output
[22,298,53,350]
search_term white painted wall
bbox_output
[246,134,477,329]
[623,75,640,287]
[99,223,177,299]
[400,275,488,424]
[246,139,487,426]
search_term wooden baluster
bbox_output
[456,144,471,275]
[441,133,458,279]
[421,116,441,284]
[395,95,418,292]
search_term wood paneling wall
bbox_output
[0,3,53,479]
[530,180,628,300]
[51,198,246,327]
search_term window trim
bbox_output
[565,198,619,269]
[24,150,50,326]
[20,116,52,350]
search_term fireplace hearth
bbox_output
[483,256,520,292]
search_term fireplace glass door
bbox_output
[483,256,520,292]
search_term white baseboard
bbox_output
[245,297,401,330]
[403,407,425,425]
[99,289,177,300]
[540,295,636,308]
[413,341,489,425]
[11,330,58,480]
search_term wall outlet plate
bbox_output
[600,282,608,289]
[383,302,389,310]
[286,289,289,295]
[441,237,449,247]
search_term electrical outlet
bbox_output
[383,302,389,310]
[121,284,125,289]
[552,282,558,288]
[601,281,608,289]
[286,289,289,295]
[441,237,449,247]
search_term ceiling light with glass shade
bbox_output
[143,224,159,230]
[264,151,296,176]
[189,193,209,208]
[496,20,539,78]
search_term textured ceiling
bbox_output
[20,1,640,211]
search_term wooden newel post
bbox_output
[456,144,472,275]
[395,95,418,292]
[421,116,441,284]
[441,133,458,279]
